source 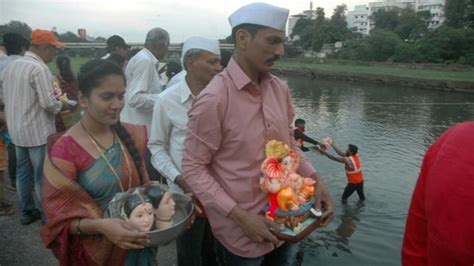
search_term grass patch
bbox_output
[275,61,474,82]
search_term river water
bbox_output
[283,76,474,266]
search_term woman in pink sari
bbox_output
[42,59,153,265]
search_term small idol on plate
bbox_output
[144,183,177,230]
[260,140,317,229]
[121,188,154,232]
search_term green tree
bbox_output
[332,39,370,60]
[327,4,352,43]
[311,7,327,51]
[292,17,315,49]
[372,8,430,40]
[393,43,423,63]
[371,9,400,31]
[416,26,471,62]
[292,5,358,52]
[311,5,353,51]
[57,31,81,43]
[395,9,417,40]
[445,0,474,28]
[0,20,32,39]
[366,30,402,61]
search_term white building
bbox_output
[369,0,416,13]
[347,0,445,35]
[347,5,370,35]
[416,0,446,29]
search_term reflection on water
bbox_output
[335,202,364,243]
[283,76,474,265]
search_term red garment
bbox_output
[402,122,474,266]
[345,154,364,184]
[56,74,78,101]
[55,75,80,132]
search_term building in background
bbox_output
[347,5,370,35]
[415,0,445,29]
[347,0,446,35]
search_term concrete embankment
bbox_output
[274,68,474,93]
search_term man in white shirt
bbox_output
[121,28,169,181]
[3,29,68,225]
[120,27,169,130]
[166,49,233,89]
[148,36,221,266]
[164,41,193,89]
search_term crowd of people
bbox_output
[0,3,334,265]
[0,1,472,266]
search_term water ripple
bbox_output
[285,76,474,266]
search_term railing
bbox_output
[63,42,235,51]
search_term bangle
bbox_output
[76,218,83,235]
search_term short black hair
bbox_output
[106,35,129,52]
[295,118,305,126]
[56,55,75,82]
[2,32,29,55]
[231,23,266,45]
[77,59,125,97]
[348,144,358,155]
[166,61,182,79]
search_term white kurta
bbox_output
[148,79,194,193]
[120,48,161,130]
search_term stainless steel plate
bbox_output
[107,191,194,247]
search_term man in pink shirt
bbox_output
[181,3,335,265]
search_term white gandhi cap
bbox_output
[228,2,289,32]
[180,36,221,65]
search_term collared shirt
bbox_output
[165,70,186,89]
[148,79,194,193]
[0,55,22,102]
[120,48,161,130]
[182,57,317,257]
[3,51,62,147]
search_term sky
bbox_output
[0,0,367,42]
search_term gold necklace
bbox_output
[81,121,132,192]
